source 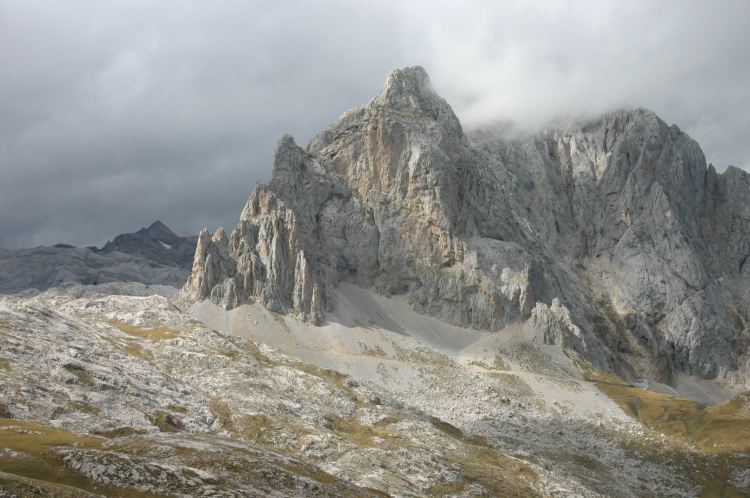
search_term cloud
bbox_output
[409,0,750,167]
[0,0,747,248]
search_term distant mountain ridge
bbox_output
[95,220,197,269]
[0,221,196,294]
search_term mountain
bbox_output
[0,221,196,295]
[96,220,198,269]
[179,66,750,389]
[2,67,749,497]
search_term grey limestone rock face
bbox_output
[180,66,750,386]
[530,299,587,354]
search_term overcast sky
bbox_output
[1,0,748,249]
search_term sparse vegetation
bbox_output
[325,412,412,449]
[587,370,750,454]
[0,417,155,497]
[0,403,12,418]
[103,335,154,361]
[392,341,455,367]
[2,285,746,497]
[429,416,464,439]
[359,341,386,357]
[469,354,511,371]
[353,319,371,329]
[68,401,101,416]
[147,409,184,432]
[212,345,241,360]
[487,372,535,397]
[493,354,510,371]
[269,311,292,333]
[428,445,539,497]
[209,397,234,429]
[497,342,574,378]
[110,320,181,341]
[92,426,147,438]
[62,363,96,386]
[233,413,277,443]
[167,404,188,414]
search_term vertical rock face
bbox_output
[180,66,750,386]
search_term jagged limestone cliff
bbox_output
[179,66,750,387]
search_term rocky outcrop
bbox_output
[181,66,750,386]
[180,68,541,329]
[530,299,587,354]
[470,110,750,385]
[178,134,364,323]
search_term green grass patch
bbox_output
[103,335,154,361]
[324,413,412,449]
[167,404,188,414]
[0,417,159,497]
[428,445,539,497]
[589,371,750,453]
[110,320,180,341]
[92,426,147,438]
[68,401,101,417]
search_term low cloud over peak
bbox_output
[1,0,747,248]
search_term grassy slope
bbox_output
[0,418,160,497]
[585,370,750,497]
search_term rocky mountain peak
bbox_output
[181,66,750,388]
[373,65,463,137]
[140,220,179,244]
[99,221,198,269]
[377,66,434,107]
[270,134,305,186]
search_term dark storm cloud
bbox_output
[1,1,748,248]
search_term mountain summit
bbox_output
[0,221,196,294]
[98,220,197,268]
[180,67,750,388]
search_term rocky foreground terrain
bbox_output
[1,67,749,497]
[1,286,749,496]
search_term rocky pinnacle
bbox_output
[179,66,750,387]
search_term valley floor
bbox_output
[0,283,748,497]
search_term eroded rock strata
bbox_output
[180,66,750,386]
